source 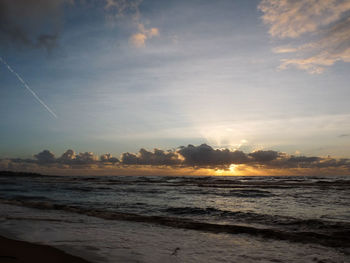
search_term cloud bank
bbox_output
[1,144,350,175]
[259,0,350,73]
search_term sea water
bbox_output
[0,173,349,262]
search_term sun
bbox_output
[229,164,236,173]
[214,164,238,176]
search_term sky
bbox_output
[0,0,350,175]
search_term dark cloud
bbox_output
[287,156,321,163]
[59,149,76,163]
[265,155,321,169]
[74,152,95,164]
[249,150,279,162]
[338,134,349,138]
[100,153,119,163]
[121,148,180,165]
[2,144,350,173]
[35,149,97,165]
[259,155,350,170]
[178,144,248,167]
[34,150,56,163]
[121,152,139,165]
[0,0,71,52]
[314,158,350,169]
[8,158,36,164]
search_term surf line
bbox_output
[0,57,58,119]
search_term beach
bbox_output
[0,235,90,263]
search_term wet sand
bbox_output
[0,235,91,263]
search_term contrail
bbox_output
[0,57,58,119]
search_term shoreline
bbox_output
[0,235,92,263]
[0,202,349,263]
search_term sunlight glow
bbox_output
[199,125,249,150]
[215,164,240,176]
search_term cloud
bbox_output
[129,25,159,47]
[259,0,350,73]
[35,149,98,165]
[272,46,299,54]
[2,144,350,175]
[34,150,56,163]
[104,0,142,18]
[0,0,73,52]
[121,148,180,165]
[274,156,350,169]
[178,144,248,167]
[259,0,350,38]
[278,17,350,74]
[104,0,159,47]
[74,152,96,164]
[120,152,139,164]
[0,0,159,52]
[59,149,76,163]
[248,150,279,162]
[130,32,147,47]
[100,153,119,163]
[130,26,159,48]
[271,155,321,169]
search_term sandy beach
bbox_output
[0,235,91,263]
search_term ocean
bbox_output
[0,172,349,262]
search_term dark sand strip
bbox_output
[0,236,91,263]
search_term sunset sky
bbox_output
[0,0,350,175]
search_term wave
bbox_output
[10,195,53,201]
[179,188,275,198]
[0,198,349,249]
[227,189,274,197]
[3,216,80,223]
[2,171,349,188]
[163,206,350,231]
